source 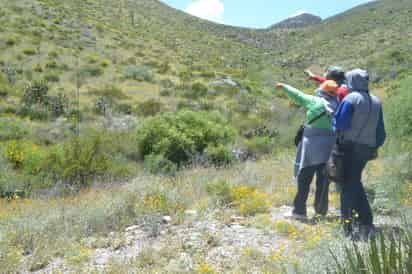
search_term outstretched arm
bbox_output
[275,83,315,108]
[305,70,326,83]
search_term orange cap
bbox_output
[320,80,338,95]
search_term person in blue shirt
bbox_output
[334,69,386,240]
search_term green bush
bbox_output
[387,76,412,139]
[79,65,103,77]
[5,36,19,46]
[374,76,412,213]
[17,105,49,121]
[22,48,36,55]
[20,81,68,119]
[159,88,173,97]
[0,82,11,97]
[123,65,153,82]
[205,144,234,166]
[47,93,69,117]
[22,81,49,106]
[0,118,29,141]
[137,99,164,117]
[143,154,177,175]
[45,60,58,69]
[32,63,43,72]
[44,134,110,187]
[93,97,111,115]
[206,180,233,205]
[137,110,236,167]
[89,85,128,101]
[184,82,208,99]
[244,136,275,157]
[115,103,134,115]
[43,72,60,83]
[0,159,26,198]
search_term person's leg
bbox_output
[340,145,358,234]
[293,166,316,216]
[357,183,373,226]
[314,164,329,216]
[341,144,370,235]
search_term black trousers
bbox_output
[293,164,330,216]
[340,144,374,231]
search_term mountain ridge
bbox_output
[269,13,322,29]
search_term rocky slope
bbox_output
[269,13,322,29]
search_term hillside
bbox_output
[269,13,322,29]
[0,0,412,272]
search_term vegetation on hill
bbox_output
[0,0,411,272]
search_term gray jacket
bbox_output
[335,69,386,148]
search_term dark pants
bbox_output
[340,144,375,232]
[293,164,329,216]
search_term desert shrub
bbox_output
[387,76,412,140]
[43,72,60,83]
[17,105,49,120]
[274,220,299,237]
[87,54,99,64]
[1,140,46,192]
[79,65,103,77]
[142,188,185,215]
[0,73,11,96]
[137,99,164,117]
[45,60,58,69]
[143,154,177,175]
[44,134,110,187]
[100,59,110,68]
[20,81,68,118]
[2,66,17,85]
[93,97,111,115]
[0,160,26,198]
[373,76,412,213]
[137,110,236,167]
[89,85,128,101]
[48,51,59,58]
[231,185,271,215]
[158,61,170,74]
[159,79,175,89]
[244,136,275,157]
[200,70,216,78]
[22,81,49,106]
[115,103,134,115]
[22,48,36,55]
[159,88,173,97]
[5,36,19,46]
[236,92,258,113]
[3,140,27,168]
[204,144,234,166]
[206,180,233,205]
[178,70,192,81]
[0,118,29,141]
[206,181,271,215]
[123,65,153,82]
[47,93,69,117]
[184,82,208,99]
[32,63,43,72]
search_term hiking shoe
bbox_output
[284,212,308,222]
